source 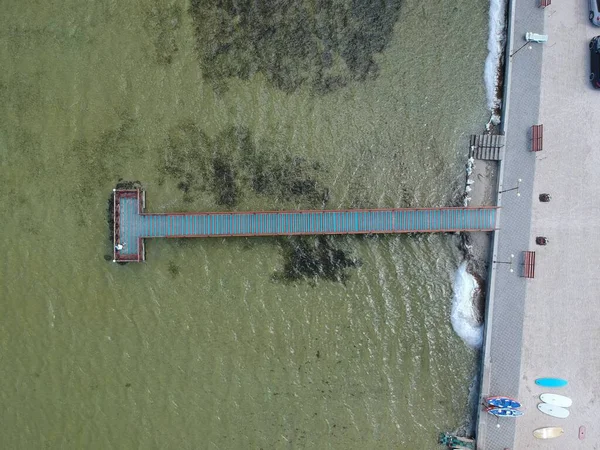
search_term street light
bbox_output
[499,179,522,196]
[493,254,515,272]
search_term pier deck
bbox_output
[112,189,498,262]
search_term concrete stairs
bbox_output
[470,134,505,161]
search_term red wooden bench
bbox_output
[522,251,536,278]
[531,125,543,151]
[540,0,551,7]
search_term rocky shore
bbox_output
[460,144,498,323]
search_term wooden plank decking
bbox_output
[113,189,498,262]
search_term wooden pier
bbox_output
[112,189,498,262]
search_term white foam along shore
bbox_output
[484,0,508,124]
[451,262,483,349]
[455,1,506,332]
[463,0,506,207]
[450,1,507,350]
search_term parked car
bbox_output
[591,0,600,26]
[590,36,600,88]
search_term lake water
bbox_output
[0,0,490,447]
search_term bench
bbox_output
[540,0,551,7]
[522,251,536,278]
[531,124,543,152]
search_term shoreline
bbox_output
[459,138,499,320]
[456,134,499,439]
[460,0,508,293]
[456,0,508,322]
[458,0,509,323]
[460,144,499,439]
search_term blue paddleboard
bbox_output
[486,396,522,409]
[535,378,568,388]
[486,407,524,417]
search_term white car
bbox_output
[591,0,600,26]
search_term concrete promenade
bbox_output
[477,0,543,448]
[478,1,600,449]
[515,1,600,448]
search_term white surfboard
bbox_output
[534,427,564,439]
[537,402,570,418]
[540,393,572,408]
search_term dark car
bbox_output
[590,36,600,89]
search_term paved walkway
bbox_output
[477,0,544,448]
[479,1,600,449]
[514,1,600,448]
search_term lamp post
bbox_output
[499,179,522,196]
[493,254,515,272]
[510,42,532,58]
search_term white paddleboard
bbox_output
[540,393,572,408]
[537,402,570,418]
[534,427,564,439]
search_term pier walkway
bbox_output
[112,189,497,262]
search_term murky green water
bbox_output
[1,0,488,448]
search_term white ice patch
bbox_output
[451,261,483,349]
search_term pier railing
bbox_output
[112,189,498,262]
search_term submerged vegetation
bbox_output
[143,2,182,65]
[168,260,181,278]
[159,123,360,282]
[189,0,403,93]
[72,114,137,203]
[274,236,360,283]
[161,124,328,208]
